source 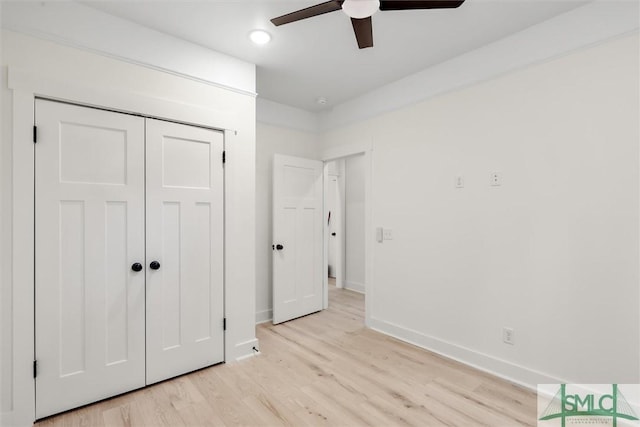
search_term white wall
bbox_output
[255,119,320,323]
[0,24,11,424]
[327,159,342,176]
[344,154,365,293]
[318,1,639,131]
[1,30,256,426]
[1,1,255,95]
[321,33,639,387]
[257,98,320,134]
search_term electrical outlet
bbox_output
[455,176,464,188]
[383,229,393,240]
[490,172,501,186]
[503,327,515,345]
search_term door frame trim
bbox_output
[8,67,235,425]
[321,141,373,326]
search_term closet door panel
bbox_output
[35,100,146,419]
[145,119,224,385]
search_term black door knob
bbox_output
[276,244,284,250]
[131,262,143,272]
[331,232,336,236]
[150,261,161,270]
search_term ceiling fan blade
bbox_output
[351,17,373,49]
[379,0,465,11]
[271,1,344,26]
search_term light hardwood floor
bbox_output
[36,284,537,426]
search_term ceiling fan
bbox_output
[271,0,466,49]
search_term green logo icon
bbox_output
[539,384,639,427]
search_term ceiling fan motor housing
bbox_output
[271,0,466,49]
[342,0,380,19]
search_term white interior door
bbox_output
[35,100,146,418]
[145,119,225,384]
[328,175,338,277]
[272,154,324,324]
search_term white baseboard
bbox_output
[256,309,272,324]
[344,280,365,294]
[368,317,566,391]
[233,338,260,362]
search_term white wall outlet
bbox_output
[503,327,515,345]
[383,229,393,240]
[490,172,501,186]
[455,176,464,188]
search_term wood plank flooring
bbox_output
[36,284,537,426]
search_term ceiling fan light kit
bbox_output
[342,0,380,19]
[270,0,466,49]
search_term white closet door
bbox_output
[145,119,224,385]
[35,100,146,419]
[272,154,324,324]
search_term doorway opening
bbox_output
[271,142,372,327]
[322,142,372,326]
[326,154,366,296]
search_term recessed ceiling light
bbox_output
[316,97,328,105]
[249,30,271,45]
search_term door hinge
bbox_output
[33,126,37,143]
[33,360,38,378]
[222,150,226,165]
[223,318,227,331]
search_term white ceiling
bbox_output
[80,0,588,112]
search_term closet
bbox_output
[34,99,225,418]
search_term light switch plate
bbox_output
[503,327,514,345]
[455,176,464,188]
